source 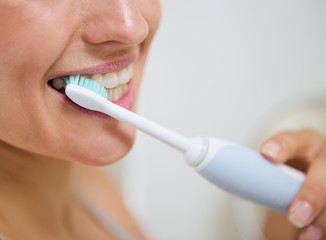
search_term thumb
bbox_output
[288,154,326,228]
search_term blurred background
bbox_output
[107,0,326,239]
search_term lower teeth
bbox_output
[107,84,128,101]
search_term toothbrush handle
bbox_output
[197,143,305,213]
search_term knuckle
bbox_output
[301,181,326,209]
[318,146,326,159]
[311,211,326,235]
[299,128,322,138]
[300,224,324,240]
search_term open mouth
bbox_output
[48,64,133,102]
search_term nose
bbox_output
[81,0,149,47]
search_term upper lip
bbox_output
[48,53,138,80]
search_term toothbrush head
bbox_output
[64,75,108,99]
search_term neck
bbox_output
[0,140,73,206]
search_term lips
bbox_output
[48,59,136,114]
[49,63,133,102]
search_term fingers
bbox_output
[288,154,326,229]
[299,209,326,240]
[260,129,326,239]
[260,129,324,166]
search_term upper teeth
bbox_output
[51,64,133,91]
[91,64,133,89]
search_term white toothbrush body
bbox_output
[66,84,305,213]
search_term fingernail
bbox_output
[261,141,282,158]
[289,201,313,228]
[299,225,323,240]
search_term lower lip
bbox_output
[55,80,135,119]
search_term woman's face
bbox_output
[0,0,160,165]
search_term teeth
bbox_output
[103,72,119,88]
[51,64,132,102]
[52,78,66,90]
[118,64,133,85]
[107,84,128,101]
[92,64,133,89]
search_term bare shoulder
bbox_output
[71,163,148,240]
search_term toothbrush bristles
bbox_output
[64,74,108,99]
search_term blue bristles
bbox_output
[64,75,108,99]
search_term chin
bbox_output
[68,126,136,167]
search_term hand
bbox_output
[260,129,326,240]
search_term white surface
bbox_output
[66,84,190,152]
[109,1,326,240]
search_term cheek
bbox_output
[0,2,78,79]
[58,122,136,166]
[0,3,74,137]
[0,3,80,157]
[132,0,161,91]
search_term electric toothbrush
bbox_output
[64,78,305,213]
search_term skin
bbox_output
[0,0,160,239]
[261,129,326,240]
[0,1,325,240]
